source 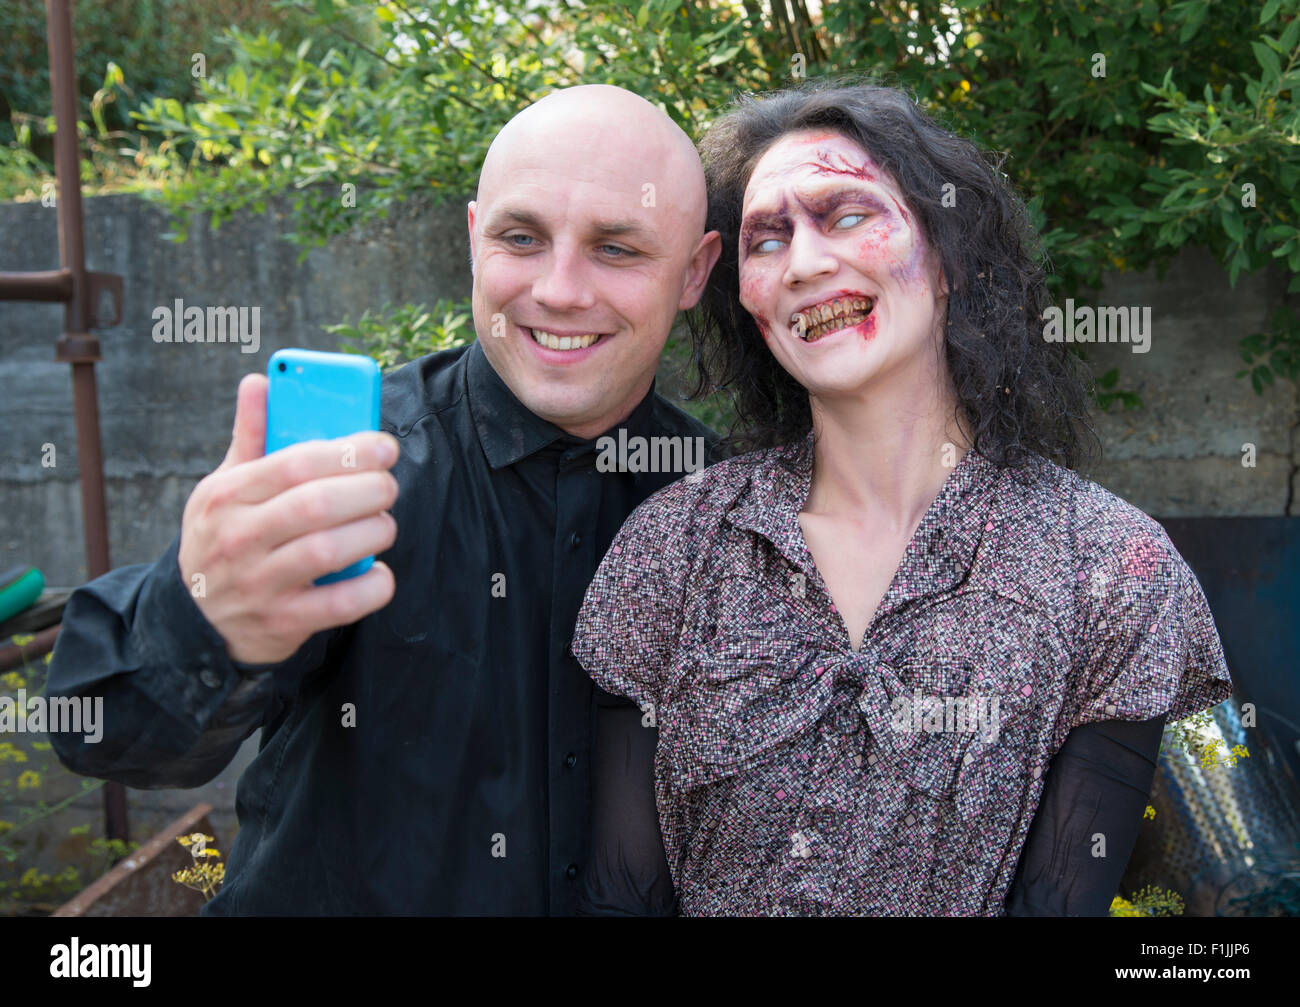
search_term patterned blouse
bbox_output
[571,431,1234,916]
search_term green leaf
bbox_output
[1260,0,1282,25]
[1281,12,1300,51]
[1222,210,1245,244]
[1251,40,1282,87]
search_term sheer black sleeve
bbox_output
[574,690,676,916]
[1003,714,1167,916]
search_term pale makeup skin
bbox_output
[738,129,974,650]
[467,85,721,441]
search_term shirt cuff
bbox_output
[130,533,257,726]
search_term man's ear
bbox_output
[466,201,478,272]
[678,229,723,311]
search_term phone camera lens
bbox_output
[277,361,287,372]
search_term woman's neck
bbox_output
[804,366,972,534]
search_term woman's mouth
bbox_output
[791,295,875,343]
[526,327,605,351]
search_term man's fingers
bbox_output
[242,469,399,556]
[276,559,396,633]
[260,511,398,593]
[226,431,400,505]
[220,373,269,471]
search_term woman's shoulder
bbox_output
[1001,453,1187,582]
[626,443,785,530]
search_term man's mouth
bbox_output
[525,327,605,351]
[791,295,875,343]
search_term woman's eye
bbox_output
[834,213,867,230]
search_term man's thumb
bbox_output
[220,373,268,470]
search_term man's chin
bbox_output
[518,388,618,439]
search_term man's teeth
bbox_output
[530,329,602,351]
[791,296,875,342]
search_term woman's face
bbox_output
[737,129,949,401]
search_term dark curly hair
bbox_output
[687,77,1100,473]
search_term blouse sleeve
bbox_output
[1064,514,1233,745]
[571,485,700,712]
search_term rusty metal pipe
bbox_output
[43,0,126,844]
[0,269,73,301]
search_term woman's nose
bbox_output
[782,225,838,288]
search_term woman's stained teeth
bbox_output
[530,329,602,351]
[791,296,874,342]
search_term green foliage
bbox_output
[328,298,475,373]
[0,644,139,916]
[0,0,309,172]
[1110,884,1186,916]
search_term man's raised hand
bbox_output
[178,373,400,664]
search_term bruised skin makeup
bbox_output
[738,131,947,395]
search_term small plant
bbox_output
[171,832,224,902]
[327,299,474,373]
[1,637,140,915]
[1161,709,1251,768]
[1110,885,1186,917]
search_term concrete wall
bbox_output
[1,191,1297,905]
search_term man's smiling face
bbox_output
[467,87,718,440]
[737,129,949,401]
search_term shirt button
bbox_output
[565,752,577,769]
[199,667,221,689]
[565,863,578,880]
[567,532,582,550]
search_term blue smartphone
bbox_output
[265,348,382,585]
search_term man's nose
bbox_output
[783,225,838,288]
[532,243,596,312]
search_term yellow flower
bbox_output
[0,743,28,763]
[16,770,41,790]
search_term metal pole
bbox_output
[44,0,128,844]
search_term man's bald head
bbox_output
[477,84,708,237]
[464,84,720,442]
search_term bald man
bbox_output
[46,85,723,915]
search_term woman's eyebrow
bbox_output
[795,185,891,216]
[739,208,791,234]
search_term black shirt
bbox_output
[45,339,726,914]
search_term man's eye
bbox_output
[506,234,537,248]
[599,244,636,258]
[753,237,785,253]
[834,213,868,230]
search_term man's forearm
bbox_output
[44,534,284,788]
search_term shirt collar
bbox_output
[726,428,1004,602]
[466,338,659,469]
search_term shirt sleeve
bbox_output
[1064,514,1233,745]
[574,698,677,916]
[1004,714,1165,916]
[570,486,699,712]
[45,532,341,789]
